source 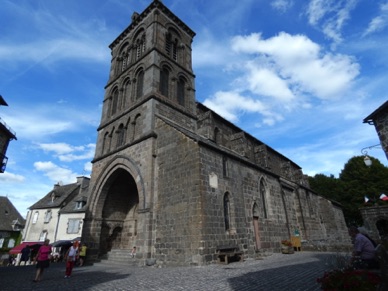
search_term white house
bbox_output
[23,177,90,244]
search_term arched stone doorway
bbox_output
[99,168,139,255]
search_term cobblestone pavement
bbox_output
[0,252,334,291]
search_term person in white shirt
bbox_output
[64,241,79,278]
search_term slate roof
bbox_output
[363,100,388,124]
[0,196,25,231]
[0,95,8,106]
[29,177,90,214]
[29,183,80,210]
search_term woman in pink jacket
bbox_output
[33,239,51,282]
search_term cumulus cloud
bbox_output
[231,32,359,100]
[202,31,360,126]
[0,172,25,183]
[38,143,95,162]
[203,91,283,125]
[34,161,77,184]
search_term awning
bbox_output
[51,237,81,248]
[9,242,43,255]
[51,240,72,248]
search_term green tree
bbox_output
[309,156,388,226]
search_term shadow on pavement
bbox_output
[0,263,130,291]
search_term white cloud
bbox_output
[203,91,283,125]
[242,63,295,102]
[38,142,95,162]
[202,31,360,127]
[34,161,78,184]
[5,113,72,139]
[363,2,388,36]
[271,0,294,13]
[306,0,358,44]
[232,31,359,96]
[84,162,93,172]
[39,143,84,155]
[3,105,99,140]
[0,172,25,183]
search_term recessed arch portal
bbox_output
[98,168,139,254]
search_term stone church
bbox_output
[82,0,349,266]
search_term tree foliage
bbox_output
[308,156,388,226]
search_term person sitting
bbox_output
[348,226,378,269]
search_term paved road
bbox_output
[0,252,333,290]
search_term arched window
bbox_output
[111,89,119,115]
[224,192,231,231]
[165,28,180,61]
[134,32,145,61]
[123,79,131,106]
[136,70,144,99]
[44,210,52,223]
[214,127,220,144]
[160,66,169,97]
[102,132,109,154]
[132,114,141,140]
[32,211,39,224]
[177,77,185,106]
[260,179,268,219]
[116,124,125,148]
[121,51,127,72]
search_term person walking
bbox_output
[19,245,31,266]
[64,241,79,278]
[33,239,51,282]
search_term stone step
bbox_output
[94,249,140,267]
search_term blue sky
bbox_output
[1,0,387,218]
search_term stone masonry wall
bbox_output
[154,117,203,266]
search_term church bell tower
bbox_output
[83,0,197,264]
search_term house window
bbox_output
[75,201,85,210]
[0,238,4,248]
[32,212,39,224]
[39,231,47,241]
[7,238,15,248]
[67,219,81,234]
[44,210,52,223]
